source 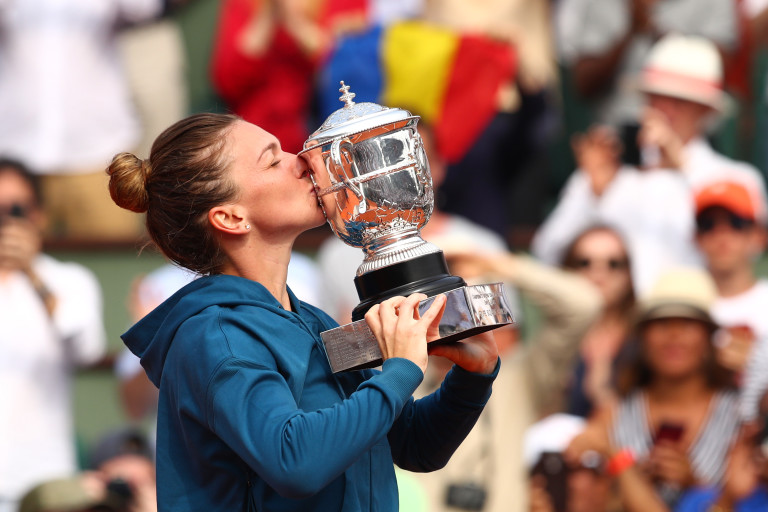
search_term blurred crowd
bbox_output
[2,0,768,511]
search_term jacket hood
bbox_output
[122,274,297,387]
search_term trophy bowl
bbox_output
[300,82,465,320]
[300,82,514,371]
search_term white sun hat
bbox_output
[639,34,726,112]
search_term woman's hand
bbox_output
[365,293,447,374]
[427,331,499,374]
[719,427,762,506]
[648,441,695,488]
[529,475,555,512]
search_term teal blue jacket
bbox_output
[123,274,498,511]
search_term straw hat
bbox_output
[639,34,725,112]
[636,267,718,326]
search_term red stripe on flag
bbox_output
[434,34,517,163]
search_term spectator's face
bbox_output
[647,94,712,140]
[99,455,155,490]
[696,207,765,274]
[0,168,40,224]
[567,468,611,512]
[570,230,632,308]
[642,318,711,379]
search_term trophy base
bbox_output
[351,251,466,321]
[321,283,515,373]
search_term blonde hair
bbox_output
[107,113,241,274]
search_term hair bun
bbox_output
[106,152,150,213]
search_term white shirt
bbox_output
[532,166,700,295]
[684,137,768,222]
[711,280,768,420]
[0,255,105,510]
[0,0,162,174]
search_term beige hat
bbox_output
[639,34,725,112]
[637,267,718,326]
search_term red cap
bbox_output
[694,181,756,221]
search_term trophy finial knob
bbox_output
[338,81,356,107]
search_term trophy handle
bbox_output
[330,138,368,214]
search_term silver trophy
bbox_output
[300,82,514,372]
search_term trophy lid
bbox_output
[299,81,417,154]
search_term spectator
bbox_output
[560,226,636,418]
[88,427,156,512]
[525,414,613,512]
[676,389,768,511]
[556,0,737,164]
[0,0,163,242]
[210,0,329,154]
[408,251,602,512]
[635,34,768,213]
[0,159,106,512]
[531,123,697,295]
[692,181,768,421]
[566,268,740,510]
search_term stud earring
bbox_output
[246,224,251,230]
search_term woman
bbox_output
[566,268,740,511]
[561,226,635,417]
[106,113,499,511]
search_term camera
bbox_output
[104,478,134,512]
[445,482,487,511]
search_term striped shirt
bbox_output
[612,390,740,486]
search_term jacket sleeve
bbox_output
[205,356,423,499]
[387,359,500,473]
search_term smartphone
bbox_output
[655,422,685,444]
[531,452,568,512]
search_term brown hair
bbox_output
[561,225,636,318]
[107,113,241,274]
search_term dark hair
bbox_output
[615,322,735,397]
[561,225,636,316]
[107,113,241,274]
[0,157,42,206]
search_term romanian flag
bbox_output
[318,21,517,163]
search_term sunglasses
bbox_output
[572,257,629,271]
[696,213,754,233]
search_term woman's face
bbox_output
[642,318,711,379]
[570,230,632,308]
[225,121,325,236]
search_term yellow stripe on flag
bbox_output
[381,21,459,123]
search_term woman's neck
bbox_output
[222,237,294,310]
[710,265,756,298]
[647,373,711,404]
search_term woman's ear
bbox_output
[208,205,249,235]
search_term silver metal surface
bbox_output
[301,82,439,276]
[321,284,515,373]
